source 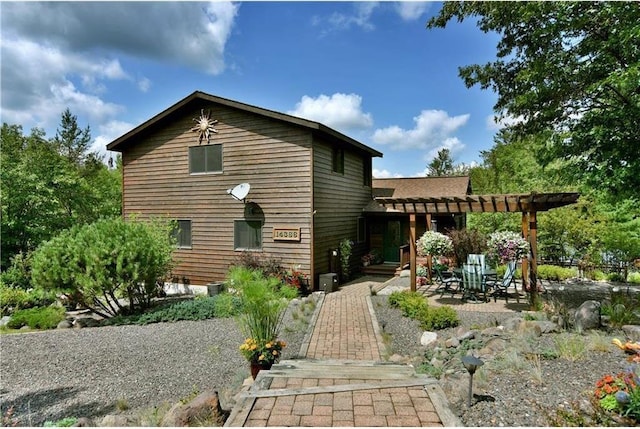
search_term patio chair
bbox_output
[434,265,461,298]
[487,261,519,303]
[467,254,486,275]
[461,263,488,303]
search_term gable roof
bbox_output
[106,90,382,157]
[372,176,472,199]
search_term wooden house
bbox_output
[107,91,382,292]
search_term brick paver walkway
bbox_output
[225,276,462,427]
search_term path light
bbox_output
[461,354,484,408]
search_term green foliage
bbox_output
[387,290,458,330]
[44,417,78,427]
[428,2,640,200]
[0,283,57,317]
[6,306,65,330]
[628,272,640,284]
[421,306,459,331]
[601,293,640,327]
[0,252,33,290]
[426,148,454,176]
[553,333,587,362]
[230,267,289,344]
[446,228,487,267]
[31,217,174,318]
[212,293,243,318]
[339,238,353,281]
[536,265,577,281]
[1,116,121,271]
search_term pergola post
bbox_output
[529,211,538,309]
[426,213,433,283]
[521,212,529,293]
[410,213,417,292]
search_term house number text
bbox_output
[273,227,301,242]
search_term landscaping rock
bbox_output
[57,319,73,329]
[574,300,601,333]
[99,414,134,427]
[477,337,508,360]
[503,317,524,332]
[420,331,438,346]
[72,417,94,427]
[517,321,542,337]
[533,320,561,334]
[445,337,460,348]
[0,316,11,327]
[160,390,226,427]
[622,325,640,342]
[480,326,505,337]
[74,317,100,328]
[457,329,476,342]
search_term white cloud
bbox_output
[373,168,403,179]
[137,77,152,93]
[92,120,136,158]
[486,113,524,131]
[313,2,379,34]
[288,93,373,132]
[395,2,431,21]
[424,137,465,162]
[372,109,470,151]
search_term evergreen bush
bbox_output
[6,306,65,330]
[31,217,174,318]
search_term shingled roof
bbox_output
[372,176,472,199]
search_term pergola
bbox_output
[373,192,580,307]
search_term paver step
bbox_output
[270,359,421,380]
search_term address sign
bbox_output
[273,227,301,242]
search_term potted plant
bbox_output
[230,266,289,379]
[417,231,453,258]
[239,338,287,379]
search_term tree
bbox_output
[1,111,122,271]
[52,108,94,165]
[426,148,455,176]
[427,2,640,200]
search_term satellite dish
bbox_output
[226,183,250,202]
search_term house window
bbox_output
[172,220,192,249]
[332,147,344,174]
[189,144,222,174]
[357,217,366,243]
[234,220,263,250]
[363,158,372,186]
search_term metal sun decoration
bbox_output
[191,109,219,144]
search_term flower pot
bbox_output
[250,362,273,379]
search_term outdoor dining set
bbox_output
[432,254,519,303]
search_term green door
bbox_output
[383,220,402,262]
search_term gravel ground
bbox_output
[0,296,314,426]
[371,295,633,427]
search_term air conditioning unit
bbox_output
[319,273,338,293]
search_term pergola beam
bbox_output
[370,192,579,310]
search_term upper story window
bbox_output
[189,144,222,174]
[172,220,192,249]
[332,147,344,174]
[363,157,372,186]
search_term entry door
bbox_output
[383,220,402,262]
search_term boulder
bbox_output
[160,390,226,427]
[445,337,460,348]
[622,325,640,342]
[0,316,11,327]
[457,330,476,342]
[517,321,542,337]
[502,317,524,332]
[574,300,601,333]
[533,320,561,334]
[420,331,438,347]
[99,415,134,427]
[72,417,94,427]
[480,326,505,337]
[74,317,100,328]
[57,319,73,329]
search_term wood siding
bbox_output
[122,102,313,286]
[312,140,372,281]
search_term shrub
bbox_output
[446,228,487,267]
[537,265,577,281]
[601,293,640,327]
[6,306,65,330]
[339,238,353,281]
[0,284,57,316]
[212,293,243,318]
[628,272,640,284]
[421,306,459,330]
[387,290,458,330]
[31,217,174,318]
[0,252,33,290]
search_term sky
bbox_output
[1,1,505,178]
